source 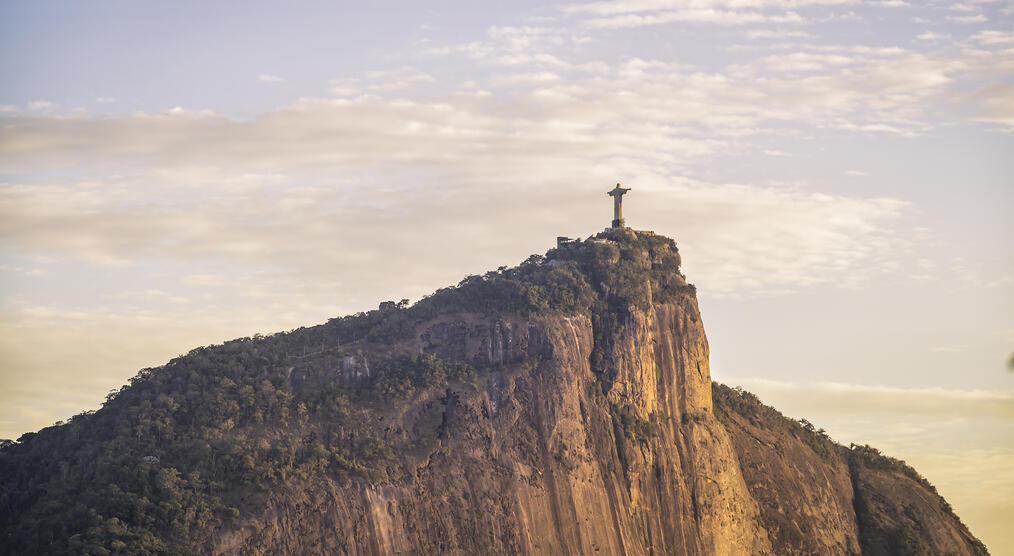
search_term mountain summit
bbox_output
[0,229,987,555]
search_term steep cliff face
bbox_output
[218,299,772,555]
[0,230,989,555]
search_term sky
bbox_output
[1,0,1012,551]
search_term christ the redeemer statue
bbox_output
[608,183,630,228]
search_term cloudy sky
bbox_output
[2,0,1012,551]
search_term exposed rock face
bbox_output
[218,299,776,555]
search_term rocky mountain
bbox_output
[0,229,988,555]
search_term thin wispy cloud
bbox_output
[579,9,806,28]
[917,31,951,40]
[972,29,1014,45]
[733,378,1014,419]
[560,0,856,17]
[747,28,815,39]
[2,22,1009,303]
[948,13,989,22]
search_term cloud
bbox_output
[845,169,870,176]
[420,41,492,59]
[949,2,980,11]
[422,24,593,65]
[26,101,52,111]
[972,29,1014,46]
[5,40,1003,301]
[181,273,229,287]
[962,83,1014,127]
[3,24,1006,315]
[6,45,986,170]
[329,68,437,95]
[671,186,907,297]
[489,71,562,86]
[756,51,855,72]
[558,0,872,28]
[729,377,1014,420]
[560,0,855,17]
[258,74,285,82]
[579,8,806,28]
[947,14,988,23]
[95,97,116,104]
[916,31,951,41]
[746,29,814,39]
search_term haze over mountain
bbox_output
[0,230,988,554]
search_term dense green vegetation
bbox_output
[402,229,688,323]
[0,230,692,554]
[0,343,482,554]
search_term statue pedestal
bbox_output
[612,219,625,228]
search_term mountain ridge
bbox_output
[0,229,988,554]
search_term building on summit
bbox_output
[557,236,579,249]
